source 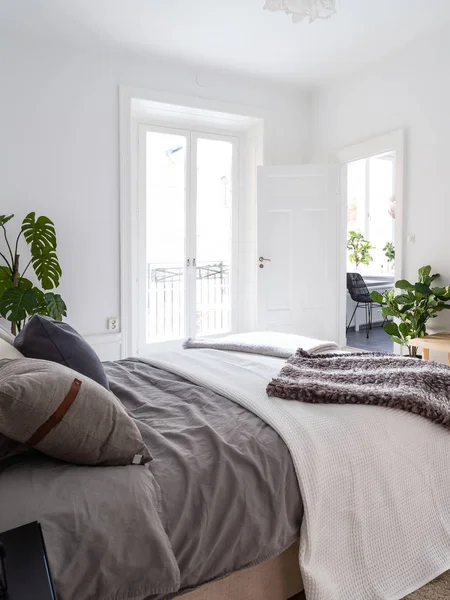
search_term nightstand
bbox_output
[409,332,450,364]
[0,521,56,600]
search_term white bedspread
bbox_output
[143,347,450,600]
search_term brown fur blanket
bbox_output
[267,350,450,430]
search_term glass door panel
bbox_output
[195,137,233,336]
[145,131,187,342]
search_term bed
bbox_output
[2,334,450,600]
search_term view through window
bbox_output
[347,152,395,276]
[144,128,234,344]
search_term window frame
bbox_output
[346,153,396,274]
[137,122,240,355]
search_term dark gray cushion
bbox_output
[14,316,109,389]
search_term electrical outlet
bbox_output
[108,318,119,331]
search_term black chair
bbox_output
[346,273,383,339]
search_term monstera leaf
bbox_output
[21,212,57,253]
[42,292,67,320]
[0,286,37,323]
[21,214,62,289]
[0,266,13,297]
[0,215,14,228]
[30,247,62,290]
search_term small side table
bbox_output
[0,521,56,600]
[409,332,450,365]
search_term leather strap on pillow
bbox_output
[26,379,82,447]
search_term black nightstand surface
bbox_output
[0,521,56,600]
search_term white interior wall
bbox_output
[3,23,450,358]
[0,37,311,355]
[311,25,450,357]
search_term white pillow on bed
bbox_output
[0,324,15,346]
[0,338,23,359]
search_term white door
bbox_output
[257,164,342,343]
[137,124,239,354]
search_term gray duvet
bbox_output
[0,359,302,600]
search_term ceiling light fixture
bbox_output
[263,0,337,23]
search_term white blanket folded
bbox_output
[183,331,339,358]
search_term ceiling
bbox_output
[1,0,450,85]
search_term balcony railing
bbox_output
[146,262,230,341]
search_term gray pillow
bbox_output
[0,358,151,467]
[14,315,109,389]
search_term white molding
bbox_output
[84,333,123,361]
[333,129,405,348]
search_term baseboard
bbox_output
[84,333,122,362]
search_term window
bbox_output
[138,124,238,351]
[347,152,395,275]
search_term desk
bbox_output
[409,332,450,364]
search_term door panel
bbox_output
[195,135,234,336]
[266,210,292,311]
[257,165,340,342]
[144,130,187,344]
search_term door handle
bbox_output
[259,257,271,262]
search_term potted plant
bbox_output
[370,265,450,357]
[0,213,67,335]
[347,230,374,270]
[383,241,395,273]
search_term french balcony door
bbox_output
[138,124,238,353]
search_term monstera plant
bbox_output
[0,213,67,335]
[370,266,450,357]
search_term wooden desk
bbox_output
[409,332,450,364]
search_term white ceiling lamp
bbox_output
[263,0,337,23]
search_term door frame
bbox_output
[119,86,265,358]
[137,123,240,355]
[333,129,405,348]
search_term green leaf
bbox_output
[0,287,37,323]
[391,335,407,347]
[385,321,400,336]
[0,215,14,227]
[418,265,432,280]
[394,294,411,304]
[399,322,411,337]
[381,307,397,318]
[21,213,62,289]
[396,279,414,290]
[31,247,63,290]
[43,293,67,320]
[370,291,384,304]
[0,266,13,297]
[414,283,432,296]
[21,212,57,253]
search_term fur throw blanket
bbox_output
[267,350,450,430]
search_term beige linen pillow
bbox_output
[0,338,23,359]
[0,324,15,346]
[0,358,151,467]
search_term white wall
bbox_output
[311,25,450,330]
[0,38,311,349]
